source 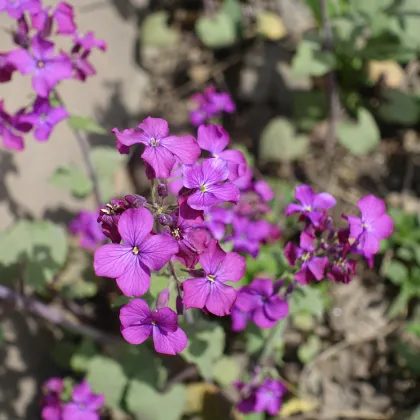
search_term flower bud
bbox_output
[176,296,184,315]
[158,213,175,227]
[157,183,168,198]
[156,288,170,309]
[125,194,146,208]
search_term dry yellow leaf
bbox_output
[279,397,318,417]
[368,60,405,88]
[257,11,287,40]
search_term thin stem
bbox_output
[258,319,285,366]
[0,284,120,344]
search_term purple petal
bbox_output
[299,231,315,252]
[202,158,229,185]
[160,134,201,165]
[249,278,273,297]
[295,266,313,285]
[187,190,222,210]
[197,124,229,154]
[313,192,336,210]
[61,403,83,420]
[182,277,210,310]
[153,326,187,355]
[285,203,304,216]
[284,242,298,266]
[218,150,247,181]
[31,35,54,59]
[231,306,248,332]
[41,405,61,420]
[118,208,154,247]
[359,232,381,255]
[116,258,151,297]
[138,233,178,271]
[235,288,262,312]
[294,185,315,207]
[199,239,225,274]
[183,163,204,189]
[138,116,169,140]
[142,145,176,179]
[156,288,170,310]
[371,213,394,240]
[94,243,133,279]
[153,307,178,333]
[48,106,68,124]
[252,306,277,328]
[71,380,91,404]
[119,298,152,327]
[54,2,76,34]
[2,129,24,151]
[215,251,246,283]
[308,256,328,281]
[205,282,237,316]
[121,323,153,345]
[206,182,240,206]
[264,296,289,320]
[112,127,148,147]
[7,49,35,74]
[347,215,363,239]
[85,394,105,411]
[358,195,386,223]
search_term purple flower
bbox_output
[13,16,30,48]
[182,239,246,316]
[204,206,233,240]
[284,231,328,285]
[346,195,393,255]
[233,165,253,190]
[8,35,72,97]
[69,210,106,251]
[254,180,274,202]
[120,298,187,355]
[168,161,183,195]
[41,377,63,420]
[235,278,288,328]
[94,208,178,296]
[230,216,271,257]
[113,117,201,179]
[73,31,107,52]
[197,124,246,181]
[0,53,15,82]
[183,159,240,210]
[0,100,31,151]
[62,380,104,420]
[204,86,235,115]
[32,2,77,37]
[328,258,356,284]
[21,97,68,141]
[231,303,249,332]
[0,0,41,19]
[286,185,336,226]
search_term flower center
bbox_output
[301,252,311,262]
[304,205,312,212]
[132,246,139,255]
[151,321,156,326]
[206,274,216,283]
[37,60,45,68]
[150,137,159,147]
[172,228,182,240]
[199,185,207,193]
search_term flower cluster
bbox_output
[189,85,235,126]
[284,186,394,285]
[41,377,104,420]
[0,0,106,150]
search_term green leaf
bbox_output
[260,117,309,162]
[292,39,336,77]
[350,0,394,17]
[396,247,413,261]
[141,11,180,47]
[149,273,168,298]
[111,295,132,309]
[293,312,316,331]
[383,260,409,285]
[50,166,92,198]
[388,289,410,317]
[244,323,268,355]
[289,285,325,320]
[405,321,420,338]
[181,320,225,379]
[243,414,265,420]
[91,146,125,202]
[293,91,328,132]
[127,381,186,420]
[212,356,241,386]
[377,89,420,126]
[196,12,236,48]
[410,406,420,420]
[222,0,242,30]
[338,108,380,155]
[86,356,128,408]
[70,338,96,372]
[298,335,321,363]
[395,340,420,374]
[68,116,107,134]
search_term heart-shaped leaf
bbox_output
[196,12,236,48]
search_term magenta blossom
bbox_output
[120,298,187,355]
[0,53,15,82]
[182,239,245,316]
[8,35,72,97]
[0,0,41,19]
[62,381,104,420]
[21,97,68,141]
[168,161,183,195]
[197,124,246,181]
[0,100,31,150]
[69,210,106,251]
[32,2,77,37]
[284,231,328,285]
[235,278,288,328]
[204,206,233,240]
[113,117,200,179]
[346,195,393,255]
[286,185,336,226]
[94,208,178,296]
[231,303,249,332]
[183,159,240,210]
[41,377,63,420]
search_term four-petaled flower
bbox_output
[94,207,178,296]
[235,278,289,328]
[31,2,77,37]
[183,158,240,210]
[182,239,246,316]
[120,298,187,355]
[0,0,41,19]
[8,35,72,97]
[62,380,104,420]
[197,124,246,181]
[347,195,394,255]
[286,185,336,226]
[113,117,200,179]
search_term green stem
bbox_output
[258,319,285,367]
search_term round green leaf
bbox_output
[377,89,420,126]
[68,116,107,134]
[50,166,93,198]
[383,260,409,284]
[141,11,180,47]
[196,12,236,48]
[212,356,241,386]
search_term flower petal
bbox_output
[215,251,246,283]
[7,49,35,74]
[307,256,328,281]
[138,233,178,271]
[235,288,262,312]
[206,182,240,206]
[183,163,204,189]
[252,306,277,328]
[85,394,105,411]
[153,326,187,355]
[71,381,91,404]
[153,307,178,333]
[202,158,229,185]
[160,135,200,165]
[205,282,237,316]
[197,124,229,154]
[294,185,315,207]
[119,298,152,327]
[94,244,133,279]
[249,278,273,297]
[112,127,148,146]
[358,194,386,223]
[231,306,248,332]
[121,324,152,345]
[118,207,154,246]
[371,213,394,240]
[199,239,225,275]
[182,277,210,310]
[313,192,336,210]
[116,258,151,296]
[142,145,176,179]
[264,296,289,320]
[138,116,169,140]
